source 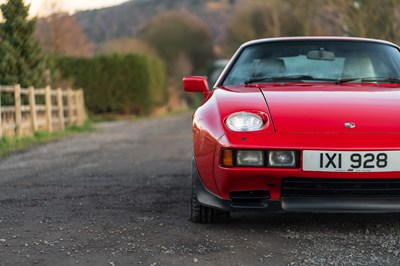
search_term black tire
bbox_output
[191,172,230,223]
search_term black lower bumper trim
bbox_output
[192,159,231,211]
[192,159,400,213]
[282,198,400,213]
[192,159,282,212]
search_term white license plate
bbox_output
[303,150,400,172]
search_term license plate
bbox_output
[303,150,400,172]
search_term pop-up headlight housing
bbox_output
[226,112,265,131]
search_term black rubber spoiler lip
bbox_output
[282,198,400,213]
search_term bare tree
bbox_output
[224,0,400,56]
[39,0,65,17]
[97,38,157,57]
[36,13,94,57]
[225,0,303,54]
[35,0,94,57]
[336,0,400,43]
[138,10,214,77]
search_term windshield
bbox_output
[222,41,400,85]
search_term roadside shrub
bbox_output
[54,54,167,115]
[138,10,214,78]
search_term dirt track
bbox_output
[0,113,400,265]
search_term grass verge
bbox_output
[91,108,192,123]
[0,120,95,158]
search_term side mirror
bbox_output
[183,76,209,98]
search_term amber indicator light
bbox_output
[222,149,234,167]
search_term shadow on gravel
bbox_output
[230,212,400,228]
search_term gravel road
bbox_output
[0,112,400,266]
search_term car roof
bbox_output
[241,36,400,49]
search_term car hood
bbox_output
[260,84,400,133]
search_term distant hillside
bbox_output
[75,0,234,45]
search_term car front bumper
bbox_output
[193,159,400,213]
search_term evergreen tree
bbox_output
[0,0,45,87]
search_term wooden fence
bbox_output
[0,85,86,138]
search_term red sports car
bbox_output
[183,37,400,223]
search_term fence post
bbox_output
[76,90,84,125]
[28,86,38,133]
[80,89,86,123]
[67,88,74,125]
[0,88,2,138]
[14,84,22,137]
[75,91,81,125]
[45,85,52,132]
[57,88,65,131]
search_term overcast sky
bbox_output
[1,0,130,16]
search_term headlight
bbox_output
[226,112,264,131]
[221,149,298,168]
[268,151,296,167]
[237,150,264,166]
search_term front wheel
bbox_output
[191,171,230,223]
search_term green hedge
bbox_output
[55,54,168,115]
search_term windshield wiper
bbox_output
[336,78,361,84]
[337,77,400,84]
[361,77,400,83]
[244,75,316,85]
[244,75,339,85]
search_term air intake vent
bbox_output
[230,190,270,208]
[282,178,400,198]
